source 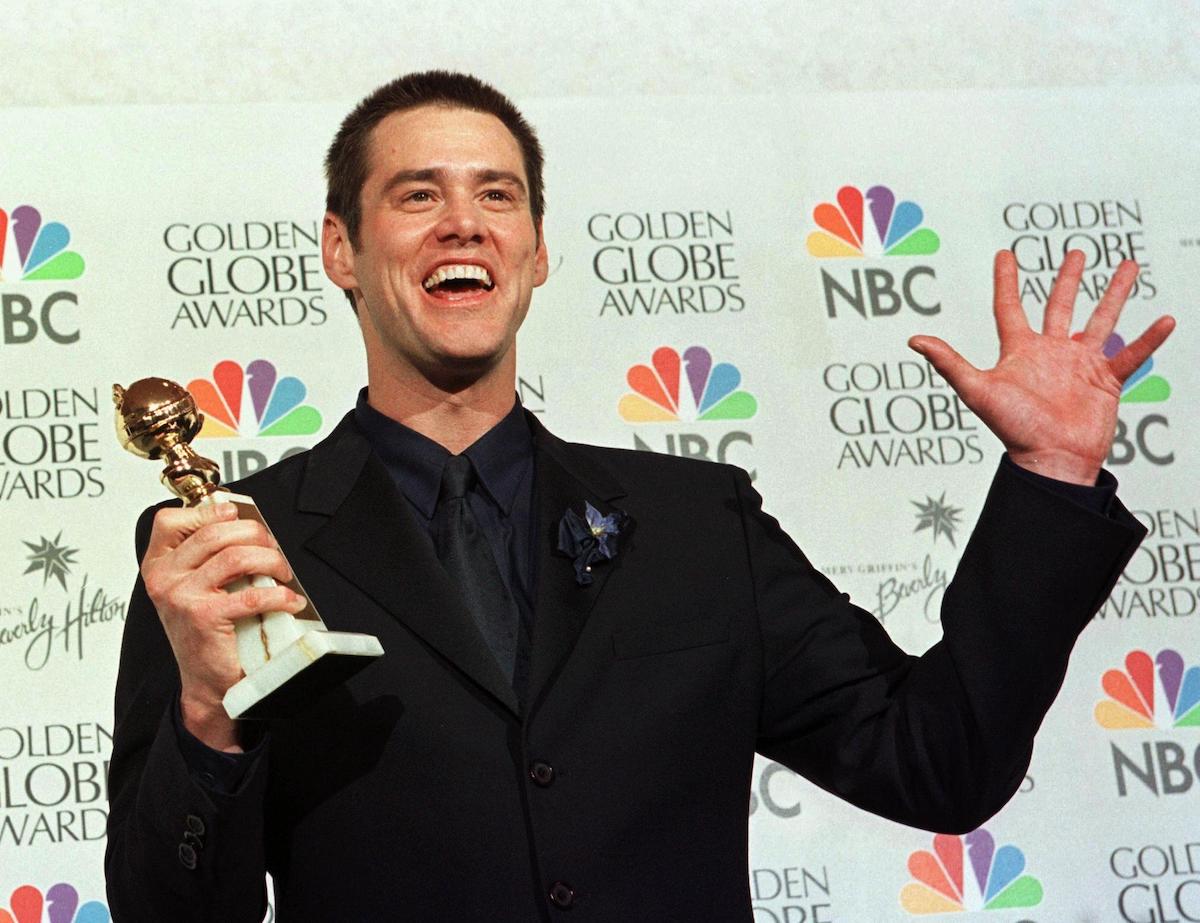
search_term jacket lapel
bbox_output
[298,413,520,717]
[527,415,628,711]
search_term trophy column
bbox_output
[113,378,384,720]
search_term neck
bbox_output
[365,353,517,455]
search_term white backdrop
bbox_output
[2,6,1200,920]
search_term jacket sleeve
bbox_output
[744,458,1144,833]
[105,504,270,923]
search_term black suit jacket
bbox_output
[105,412,1143,922]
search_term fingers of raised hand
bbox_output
[908,335,984,400]
[993,250,1032,347]
[1042,250,1086,338]
[1108,315,1176,383]
[1081,259,1140,348]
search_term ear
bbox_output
[532,220,549,287]
[322,212,359,291]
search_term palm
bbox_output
[910,250,1175,485]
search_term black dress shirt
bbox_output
[352,388,538,695]
[352,389,537,617]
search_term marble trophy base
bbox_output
[215,492,384,720]
[223,628,385,720]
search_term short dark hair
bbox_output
[325,71,545,309]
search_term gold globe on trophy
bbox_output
[113,377,222,506]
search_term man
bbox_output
[105,71,1173,922]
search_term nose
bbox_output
[435,193,486,245]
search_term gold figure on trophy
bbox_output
[114,378,384,719]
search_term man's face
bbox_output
[325,104,548,386]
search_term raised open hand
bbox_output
[908,250,1175,485]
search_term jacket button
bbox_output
[178,843,198,870]
[548,881,574,908]
[529,761,555,787]
[185,814,206,836]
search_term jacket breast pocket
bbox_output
[611,614,731,660]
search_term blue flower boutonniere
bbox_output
[557,501,630,586]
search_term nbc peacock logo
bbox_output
[188,359,322,439]
[0,881,109,922]
[0,206,85,282]
[901,829,1044,915]
[806,185,940,259]
[806,185,942,319]
[618,346,757,423]
[1094,649,1200,730]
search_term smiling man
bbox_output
[326,102,548,409]
[106,72,1172,922]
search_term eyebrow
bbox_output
[380,167,527,197]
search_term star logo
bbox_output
[911,493,963,547]
[22,532,79,590]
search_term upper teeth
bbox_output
[423,264,493,289]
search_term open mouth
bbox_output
[422,264,495,296]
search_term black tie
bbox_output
[433,455,519,684]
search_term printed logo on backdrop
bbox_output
[186,359,323,481]
[1002,198,1156,306]
[0,720,112,847]
[1097,504,1198,622]
[0,532,125,673]
[818,489,964,625]
[0,882,109,920]
[749,761,804,821]
[912,493,963,547]
[901,829,1043,915]
[1095,649,1200,798]
[1103,332,1174,468]
[750,861,832,922]
[748,762,839,919]
[0,205,85,345]
[1109,841,1200,923]
[805,185,941,320]
[517,374,547,414]
[820,359,982,471]
[619,345,756,476]
[0,387,105,501]
[164,220,329,329]
[588,210,744,317]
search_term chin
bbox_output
[420,346,508,384]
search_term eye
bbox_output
[394,187,438,209]
[484,189,514,202]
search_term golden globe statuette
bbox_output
[113,378,384,720]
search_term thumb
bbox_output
[908,335,983,398]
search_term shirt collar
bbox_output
[353,388,532,520]
[461,397,534,518]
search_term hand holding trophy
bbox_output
[113,377,383,720]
